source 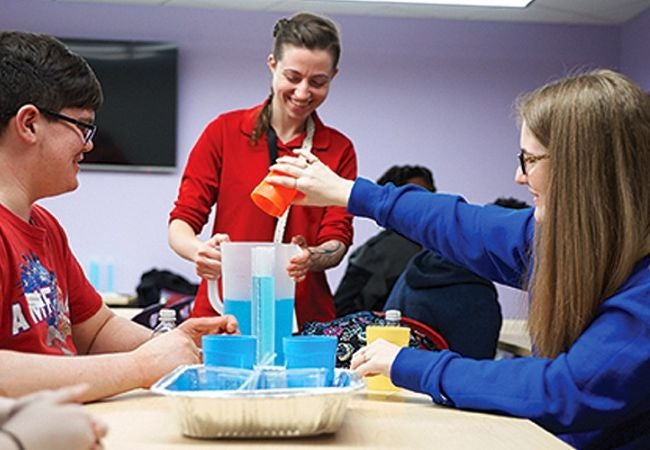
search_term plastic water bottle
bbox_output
[152,308,177,336]
[105,259,115,293]
[384,309,402,326]
[251,246,276,365]
[88,259,101,291]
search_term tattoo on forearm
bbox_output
[308,241,346,271]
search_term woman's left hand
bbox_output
[350,339,402,378]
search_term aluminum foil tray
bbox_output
[151,365,363,439]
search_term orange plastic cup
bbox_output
[251,170,299,217]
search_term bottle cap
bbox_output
[159,308,176,320]
[385,309,401,323]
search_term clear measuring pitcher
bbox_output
[207,242,300,365]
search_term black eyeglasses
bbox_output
[517,150,550,175]
[39,108,97,145]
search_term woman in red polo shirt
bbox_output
[168,12,357,328]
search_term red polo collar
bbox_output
[239,101,331,151]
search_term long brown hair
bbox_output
[517,69,650,357]
[250,12,341,145]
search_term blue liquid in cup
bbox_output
[283,336,337,387]
[202,335,257,369]
[224,296,295,365]
[224,299,251,335]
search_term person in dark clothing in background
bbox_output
[384,251,499,359]
[334,165,435,316]
[385,197,530,359]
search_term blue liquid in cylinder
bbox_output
[252,276,275,364]
[274,298,294,365]
[224,299,251,335]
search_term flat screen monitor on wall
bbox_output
[60,38,178,173]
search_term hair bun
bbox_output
[273,18,290,37]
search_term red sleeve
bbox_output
[316,135,357,247]
[169,117,223,234]
[35,206,103,325]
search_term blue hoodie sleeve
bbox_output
[391,277,650,437]
[350,177,650,441]
[348,178,535,287]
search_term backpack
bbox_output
[301,311,448,369]
[135,268,198,307]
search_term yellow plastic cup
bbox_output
[251,170,300,218]
[365,325,410,391]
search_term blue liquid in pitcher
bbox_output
[223,296,295,365]
[274,298,294,365]
[224,299,251,335]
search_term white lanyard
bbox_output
[273,116,315,244]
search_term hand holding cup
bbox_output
[268,150,354,208]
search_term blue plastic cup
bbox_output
[202,335,257,369]
[283,336,337,387]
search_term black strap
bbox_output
[267,126,278,166]
[0,428,25,450]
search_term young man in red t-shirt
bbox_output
[0,31,238,403]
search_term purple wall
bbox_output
[3,0,640,318]
[621,7,650,90]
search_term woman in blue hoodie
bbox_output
[268,69,650,449]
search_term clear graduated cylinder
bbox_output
[152,308,177,336]
[251,246,276,365]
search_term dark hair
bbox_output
[493,197,530,209]
[376,165,436,192]
[251,12,341,145]
[0,31,103,134]
[271,12,341,69]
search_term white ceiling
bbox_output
[53,0,650,25]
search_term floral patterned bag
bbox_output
[301,311,448,368]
